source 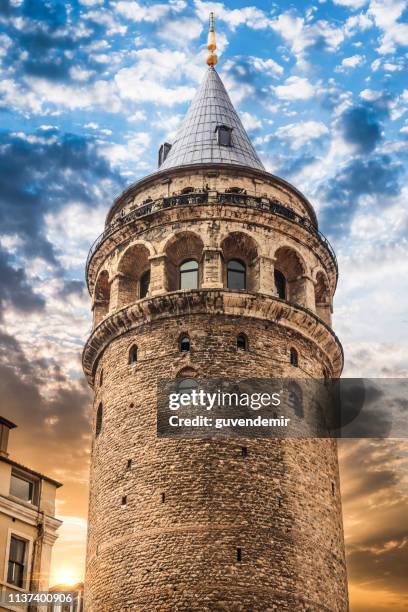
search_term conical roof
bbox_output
[159,67,265,171]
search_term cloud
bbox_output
[0,129,124,265]
[194,0,271,30]
[270,11,345,66]
[339,105,383,152]
[275,120,329,150]
[274,76,314,100]
[333,0,369,8]
[115,0,186,23]
[339,54,365,69]
[368,0,408,54]
[115,48,196,106]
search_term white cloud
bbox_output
[274,76,314,100]
[115,48,198,106]
[159,17,203,43]
[344,13,373,35]
[359,88,382,101]
[69,66,95,82]
[275,120,329,150]
[333,0,368,8]
[115,0,185,23]
[249,56,284,77]
[270,12,345,67]
[368,0,408,54]
[194,0,271,30]
[241,112,262,131]
[339,54,365,69]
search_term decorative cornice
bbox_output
[82,289,343,385]
[0,495,62,535]
[106,163,318,228]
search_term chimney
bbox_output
[0,417,17,457]
[158,142,172,167]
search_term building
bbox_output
[0,417,62,611]
[82,15,348,611]
[48,583,84,612]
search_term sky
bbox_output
[0,0,407,609]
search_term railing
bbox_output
[86,190,337,281]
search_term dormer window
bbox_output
[215,125,233,147]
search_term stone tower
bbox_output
[83,17,348,612]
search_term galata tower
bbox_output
[83,14,348,612]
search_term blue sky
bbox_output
[0,0,407,607]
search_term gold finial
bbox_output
[206,12,218,67]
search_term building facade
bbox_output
[0,417,62,612]
[83,19,348,611]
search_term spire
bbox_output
[206,12,218,67]
[159,14,265,173]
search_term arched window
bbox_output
[178,378,198,395]
[290,348,299,367]
[179,259,198,290]
[128,345,138,364]
[227,259,246,290]
[181,186,194,194]
[237,334,247,350]
[179,334,190,352]
[140,270,150,298]
[95,403,103,437]
[274,269,286,299]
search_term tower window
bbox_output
[121,495,127,506]
[161,492,165,503]
[227,259,246,290]
[129,345,138,364]
[179,334,190,352]
[140,270,150,299]
[236,333,247,350]
[95,403,103,437]
[179,259,199,290]
[241,446,248,457]
[99,368,103,387]
[290,348,298,367]
[215,124,233,147]
[274,269,286,299]
[332,482,335,496]
[127,459,132,469]
[236,547,242,562]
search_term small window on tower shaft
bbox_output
[215,125,233,147]
[99,368,103,387]
[290,348,299,367]
[179,334,190,352]
[237,334,247,351]
[236,547,242,562]
[129,345,138,364]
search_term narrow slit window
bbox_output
[99,368,103,387]
[129,345,138,364]
[332,482,335,496]
[121,495,127,506]
[274,269,286,299]
[127,459,132,469]
[290,348,299,367]
[161,492,165,503]
[179,334,190,352]
[95,403,103,437]
[237,334,247,350]
[241,446,248,458]
[236,547,242,562]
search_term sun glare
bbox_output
[54,566,80,586]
